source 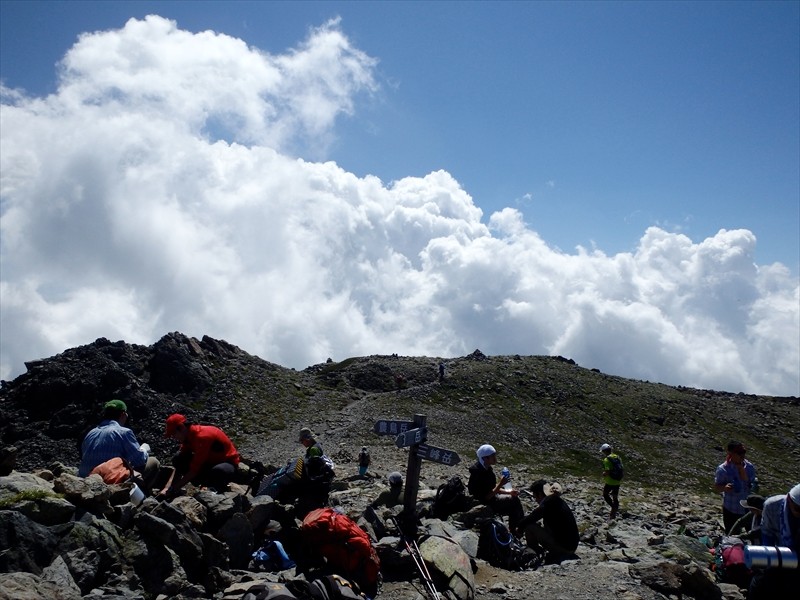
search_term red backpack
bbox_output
[300,508,380,597]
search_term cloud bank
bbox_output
[1,16,797,396]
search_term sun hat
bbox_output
[790,484,800,506]
[476,444,496,459]
[544,482,563,496]
[165,413,187,437]
[298,427,315,442]
[739,494,765,511]
[600,443,612,453]
[104,399,127,412]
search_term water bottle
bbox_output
[501,467,512,491]
[744,546,798,569]
[751,476,760,493]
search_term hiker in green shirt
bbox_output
[600,443,623,520]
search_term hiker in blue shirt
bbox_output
[79,399,160,492]
[714,440,758,534]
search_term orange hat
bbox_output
[165,413,187,437]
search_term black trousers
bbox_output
[173,452,236,491]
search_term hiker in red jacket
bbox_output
[159,413,240,496]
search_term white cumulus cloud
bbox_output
[1,16,798,396]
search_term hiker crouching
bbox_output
[159,413,240,497]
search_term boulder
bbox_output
[0,571,78,600]
[0,510,59,573]
[40,555,82,599]
[52,473,112,515]
[218,512,255,570]
[418,534,476,600]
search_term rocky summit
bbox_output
[1,332,798,600]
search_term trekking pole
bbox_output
[409,537,440,600]
[406,538,440,600]
[388,515,440,600]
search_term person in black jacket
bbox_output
[514,479,579,564]
[467,444,524,531]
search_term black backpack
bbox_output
[477,519,540,571]
[432,475,470,519]
[608,456,624,481]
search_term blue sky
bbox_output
[1,1,798,395]
[3,0,798,270]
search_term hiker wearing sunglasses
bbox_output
[714,440,758,534]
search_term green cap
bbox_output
[104,399,127,412]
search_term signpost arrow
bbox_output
[373,419,415,436]
[395,426,428,448]
[416,444,461,466]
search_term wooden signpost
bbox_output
[374,413,461,517]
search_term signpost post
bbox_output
[402,414,426,518]
[374,413,461,530]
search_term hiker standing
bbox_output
[438,361,445,382]
[298,427,323,458]
[515,480,579,564]
[467,444,524,531]
[159,413,240,496]
[600,443,623,520]
[713,440,758,534]
[357,446,371,476]
[79,399,160,493]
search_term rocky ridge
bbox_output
[1,332,798,599]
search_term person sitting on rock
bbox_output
[514,479,579,564]
[730,493,765,542]
[749,483,800,599]
[364,471,405,540]
[79,399,160,493]
[159,413,240,496]
[370,471,405,509]
[467,444,524,531]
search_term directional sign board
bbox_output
[373,419,415,436]
[395,426,428,448]
[416,444,461,466]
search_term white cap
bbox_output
[477,444,497,459]
[789,483,800,506]
[544,482,563,496]
[600,443,612,453]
